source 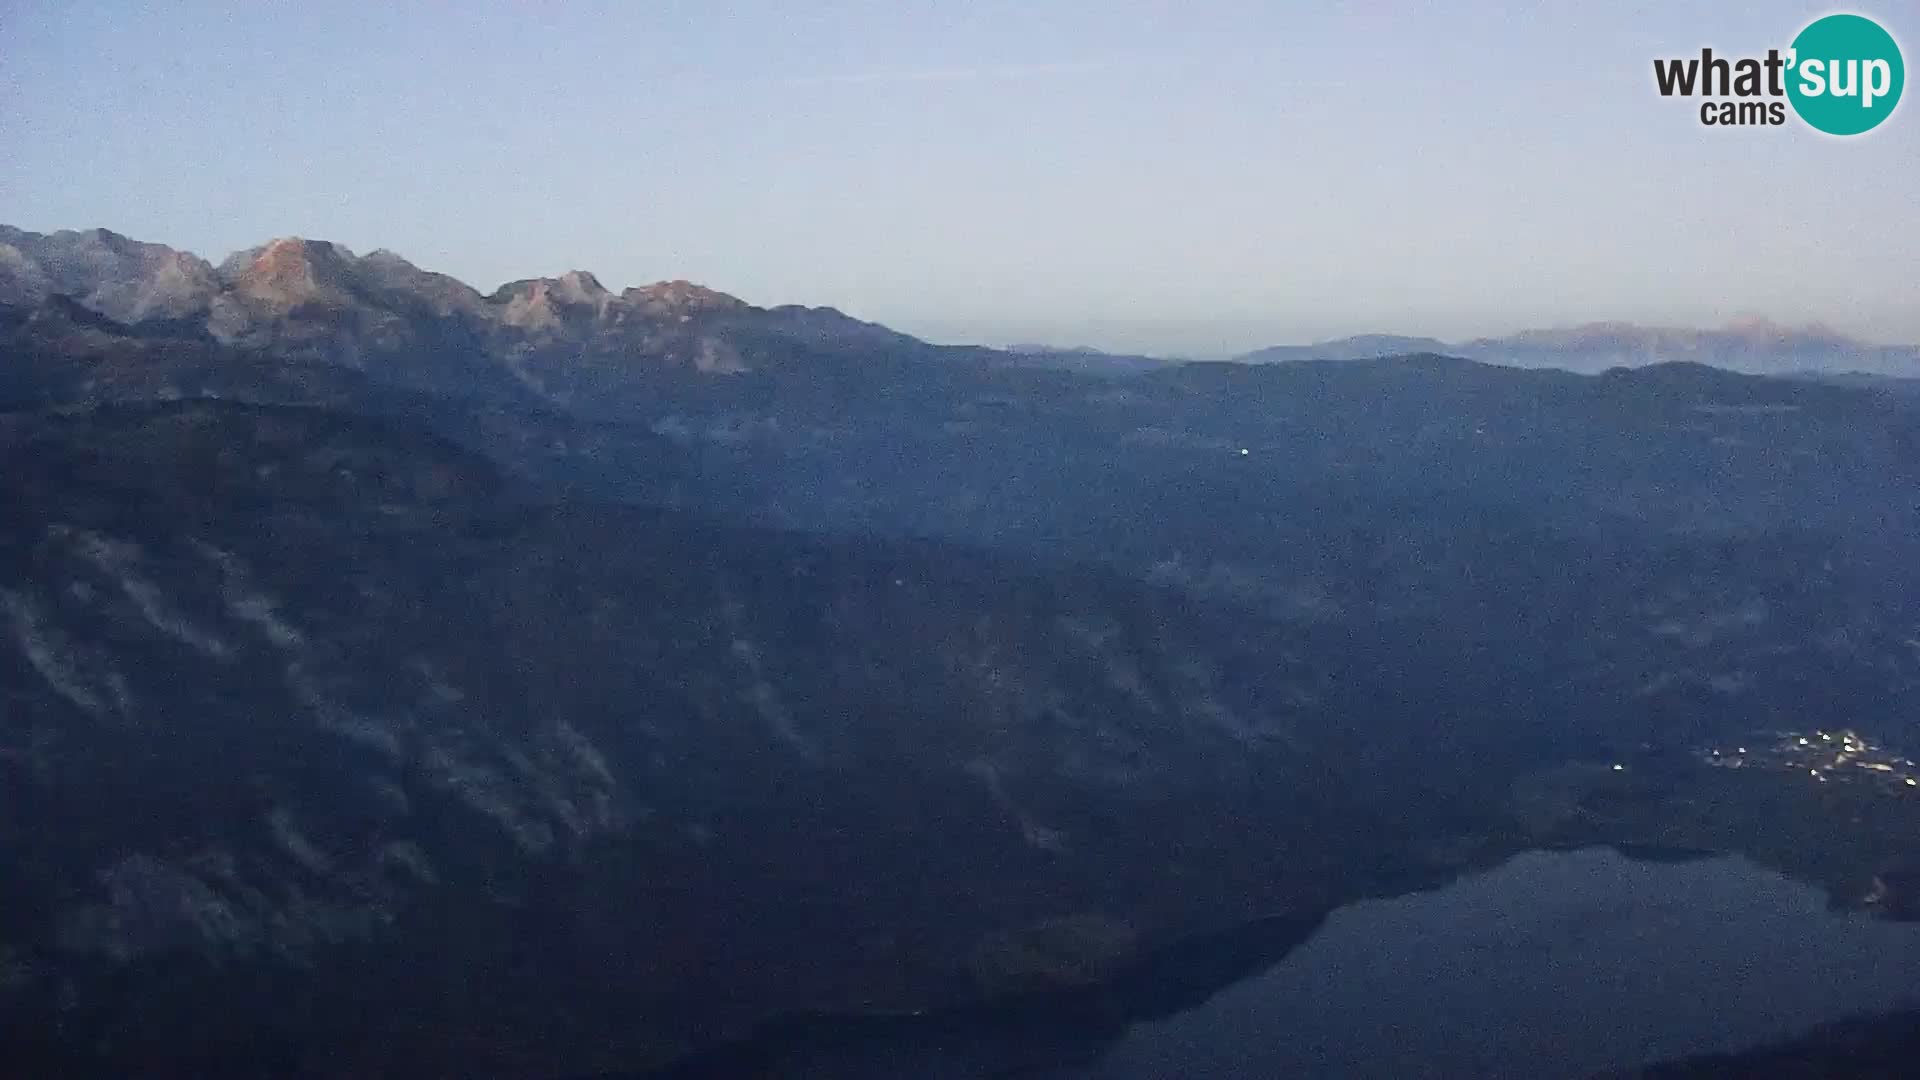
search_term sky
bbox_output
[3,0,1916,357]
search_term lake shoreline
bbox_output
[622,840,1794,1079]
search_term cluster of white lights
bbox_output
[1696,729,1919,793]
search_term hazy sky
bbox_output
[3,1,1916,355]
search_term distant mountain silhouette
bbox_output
[1239,320,1920,376]
[1236,334,1452,365]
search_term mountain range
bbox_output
[0,226,1122,390]
[6,224,1920,1077]
[7,225,1916,380]
[1237,320,1920,376]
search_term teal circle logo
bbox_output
[1787,14,1904,135]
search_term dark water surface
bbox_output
[646,847,1920,1079]
[1064,847,1920,1079]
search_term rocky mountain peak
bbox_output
[0,228,218,324]
[207,237,370,323]
[232,237,355,290]
[357,249,488,318]
[490,271,610,305]
[80,226,134,252]
[490,271,625,333]
[551,270,611,305]
[1,223,954,381]
[621,279,750,317]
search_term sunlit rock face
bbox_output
[0,226,902,389]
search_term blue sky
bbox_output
[3,1,1915,355]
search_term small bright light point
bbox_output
[1239,448,1250,456]
[1611,764,1624,772]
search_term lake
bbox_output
[648,846,1920,1078]
[1062,846,1920,1079]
